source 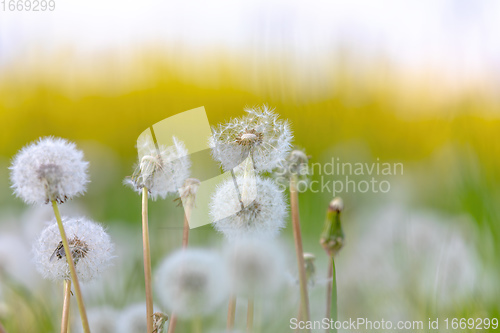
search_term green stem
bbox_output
[329,256,338,333]
[51,201,90,333]
[142,187,154,333]
[290,176,311,332]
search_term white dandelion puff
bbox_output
[155,249,228,319]
[210,105,292,173]
[116,303,164,333]
[209,175,287,240]
[224,239,287,297]
[125,136,191,201]
[74,306,118,333]
[32,217,114,282]
[9,137,89,205]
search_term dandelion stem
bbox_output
[227,295,237,331]
[327,256,338,333]
[61,280,71,333]
[51,201,90,333]
[289,176,311,332]
[167,316,177,333]
[0,320,7,333]
[142,187,154,333]
[168,195,193,333]
[182,213,190,248]
[246,297,254,333]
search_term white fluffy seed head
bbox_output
[125,136,191,201]
[74,306,118,333]
[210,105,292,173]
[209,175,288,240]
[10,137,89,205]
[116,303,164,333]
[32,217,114,282]
[224,239,286,297]
[155,249,228,319]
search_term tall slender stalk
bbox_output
[51,201,90,333]
[246,297,254,333]
[0,320,7,333]
[142,187,154,333]
[168,194,194,333]
[61,280,72,333]
[320,198,344,333]
[227,295,237,331]
[182,213,190,248]
[289,176,311,331]
[326,257,337,333]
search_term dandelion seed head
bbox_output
[33,217,114,282]
[125,136,191,200]
[210,175,287,240]
[10,137,89,205]
[210,106,292,173]
[74,306,118,333]
[155,249,228,319]
[224,239,286,296]
[116,303,163,333]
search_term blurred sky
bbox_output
[1,0,500,83]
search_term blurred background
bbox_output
[1,0,499,332]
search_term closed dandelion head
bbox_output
[274,148,310,187]
[155,249,228,319]
[210,105,292,173]
[209,174,287,240]
[224,239,286,297]
[10,137,89,205]
[125,136,191,201]
[33,217,114,282]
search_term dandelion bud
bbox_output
[224,239,286,297]
[329,197,344,213]
[274,148,310,187]
[10,137,89,205]
[33,217,114,282]
[125,136,191,201]
[320,197,345,257]
[209,175,287,240]
[178,178,201,209]
[155,249,228,319]
[210,105,292,173]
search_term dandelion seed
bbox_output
[224,239,286,297]
[125,136,191,201]
[210,105,292,173]
[9,137,89,205]
[209,175,287,240]
[155,249,228,319]
[33,217,114,282]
